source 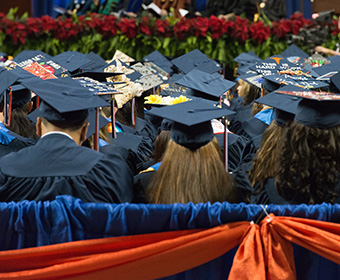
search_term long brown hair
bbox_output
[276,121,340,204]
[237,79,260,106]
[249,122,283,186]
[147,138,236,204]
[153,130,170,163]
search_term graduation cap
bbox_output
[53,51,92,73]
[175,69,236,100]
[143,50,174,74]
[238,72,263,88]
[275,88,340,128]
[250,55,298,76]
[280,44,309,60]
[71,71,122,82]
[112,50,135,65]
[82,52,108,72]
[234,52,262,64]
[27,108,109,139]
[14,50,53,62]
[256,85,303,126]
[263,74,328,89]
[7,85,32,109]
[330,72,340,93]
[147,99,235,150]
[312,57,340,77]
[103,59,142,82]
[171,49,222,74]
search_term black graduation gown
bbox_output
[215,133,256,172]
[0,134,134,203]
[0,129,35,158]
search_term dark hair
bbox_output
[147,138,236,204]
[10,103,38,140]
[275,121,340,204]
[42,117,88,131]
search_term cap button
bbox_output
[188,109,195,113]
[292,97,299,101]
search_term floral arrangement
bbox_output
[144,94,191,105]
[0,9,339,67]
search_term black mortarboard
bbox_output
[14,50,53,62]
[147,99,235,150]
[234,52,262,64]
[82,52,108,72]
[71,71,122,82]
[143,50,174,74]
[275,89,340,128]
[330,72,340,93]
[171,49,222,74]
[175,69,236,100]
[19,77,108,123]
[256,85,302,126]
[53,51,92,73]
[280,44,309,59]
[27,108,109,139]
[313,59,340,77]
[8,85,32,109]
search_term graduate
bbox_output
[0,77,134,203]
[134,99,237,204]
[251,87,340,204]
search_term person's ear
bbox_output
[27,101,33,113]
[36,117,42,137]
[79,122,89,145]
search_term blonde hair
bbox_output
[147,138,236,204]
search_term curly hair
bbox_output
[275,121,340,204]
[249,122,283,186]
[147,138,236,204]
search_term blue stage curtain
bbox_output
[285,0,312,19]
[1,195,340,279]
[31,0,54,17]
[54,0,70,9]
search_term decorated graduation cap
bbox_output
[312,56,340,77]
[19,77,107,121]
[71,71,122,82]
[53,51,92,73]
[143,50,174,74]
[263,73,328,90]
[147,99,235,150]
[171,49,222,74]
[256,85,302,126]
[250,55,298,76]
[175,69,236,100]
[275,88,340,128]
[14,50,53,62]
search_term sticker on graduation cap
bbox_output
[264,74,328,89]
[250,56,300,76]
[276,90,340,101]
[73,77,119,96]
[143,50,173,74]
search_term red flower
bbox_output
[193,17,209,37]
[331,18,340,36]
[231,16,250,42]
[155,19,170,37]
[208,15,233,39]
[140,16,151,36]
[41,15,56,32]
[250,21,270,44]
[174,18,191,40]
[272,19,291,38]
[118,18,137,38]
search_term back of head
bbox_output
[147,138,236,204]
[276,121,340,204]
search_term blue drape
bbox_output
[285,0,312,19]
[1,195,340,279]
[31,0,54,17]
